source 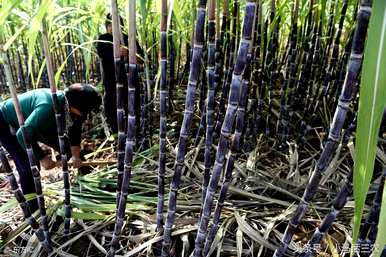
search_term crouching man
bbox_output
[0,83,102,210]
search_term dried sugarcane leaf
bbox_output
[236,215,244,257]
[234,211,275,250]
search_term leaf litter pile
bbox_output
[1,109,383,257]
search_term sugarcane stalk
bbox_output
[157,0,168,231]
[358,167,386,245]
[214,0,238,137]
[276,0,299,149]
[215,0,229,89]
[193,2,256,256]
[245,0,261,140]
[41,19,72,236]
[110,0,127,216]
[161,0,208,255]
[108,0,137,255]
[202,0,216,205]
[250,0,263,139]
[168,16,175,111]
[265,0,279,137]
[194,107,207,146]
[273,1,373,256]
[203,59,250,255]
[321,0,348,100]
[295,0,315,108]
[300,171,353,257]
[0,146,52,253]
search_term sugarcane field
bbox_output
[0,0,386,256]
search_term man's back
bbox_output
[0,89,65,159]
[0,89,64,131]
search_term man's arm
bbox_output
[68,116,84,168]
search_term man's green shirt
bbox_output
[0,89,65,160]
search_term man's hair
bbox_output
[105,13,124,28]
[65,83,102,116]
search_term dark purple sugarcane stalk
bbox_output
[168,16,175,113]
[66,32,74,83]
[203,58,251,256]
[244,0,259,139]
[273,1,372,256]
[192,2,256,256]
[156,0,168,231]
[301,22,318,115]
[213,0,225,90]
[1,45,51,246]
[331,32,354,112]
[139,76,148,149]
[0,146,52,253]
[265,0,279,137]
[161,0,208,255]
[294,0,314,106]
[342,114,357,144]
[41,20,72,236]
[301,166,385,257]
[308,9,334,115]
[276,0,299,149]
[214,51,232,136]
[16,47,26,91]
[110,0,126,215]
[331,1,358,111]
[214,0,238,137]
[358,167,386,245]
[321,0,348,99]
[194,105,206,146]
[0,65,5,94]
[108,0,137,255]
[22,41,30,91]
[215,0,229,88]
[250,0,264,138]
[305,23,322,113]
[317,0,337,78]
[202,0,216,205]
[299,172,353,257]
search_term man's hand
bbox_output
[40,155,56,170]
[70,146,82,169]
[119,46,128,57]
[69,157,82,169]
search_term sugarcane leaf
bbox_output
[370,184,386,257]
[352,0,386,255]
[56,207,107,220]
[0,193,36,213]
[0,0,23,27]
[2,24,27,51]
[26,0,52,82]
[0,198,18,213]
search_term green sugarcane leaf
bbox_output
[371,184,386,257]
[0,193,36,213]
[0,0,23,27]
[352,0,386,255]
[3,24,27,51]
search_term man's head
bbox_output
[105,13,124,35]
[65,83,102,117]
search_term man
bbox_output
[96,13,141,134]
[0,84,101,210]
